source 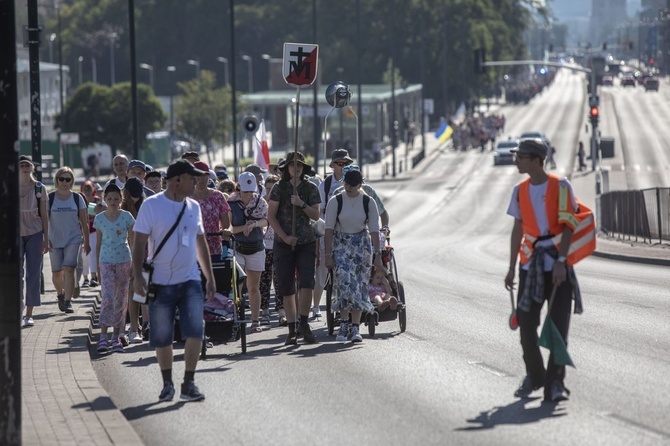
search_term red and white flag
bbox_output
[254,119,270,170]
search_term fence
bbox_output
[599,187,670,244]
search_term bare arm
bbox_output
[504,218,523,290]
[380,211,390,229]
[132,232,149,295]
[95,228,102,278]
[196,233,216,301]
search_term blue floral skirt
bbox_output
[331,230,374,313]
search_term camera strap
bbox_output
[150,201,187,264]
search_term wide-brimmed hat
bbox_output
[330,148,353,167]
[268,158,285,172]
[278,152,310,171]
[166,159,208,179]
[244,164,267,176]
[511,138,547,158]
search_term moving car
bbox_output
[621,74,636,87]
[493,139,519,166]
[644,77,659,92]
[519,131,549,144]
[601,75,614,86]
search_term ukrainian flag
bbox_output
[434,121,453,144]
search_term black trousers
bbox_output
[517,269,573,392]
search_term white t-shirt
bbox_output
[134,192,204,285]
[507,178,578,271]
[324,192,380,234]
[318,173,344,213]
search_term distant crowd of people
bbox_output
[19,147,395,402]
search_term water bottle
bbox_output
[221,245,228,260]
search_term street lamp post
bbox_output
[109,32,117,85]
[140,63,154,90]
[187,58,200,78]
[242,54,253,93]
[91,56,97,83]
[78,56,83,85]
[49,33,56,63]
[217,56,229,86]
[261,54,272,90]
[167,65,175,137]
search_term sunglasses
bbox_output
[58,177,73,183]
[333,161,349,167]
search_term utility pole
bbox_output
[128,0,140,160]
[27,0,42,178]
[0,1,23,444]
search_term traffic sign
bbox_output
[283,43,319,86]
[61,133,79,144]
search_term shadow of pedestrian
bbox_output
[455,398,566,431]
[121,401,187,421]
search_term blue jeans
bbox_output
[21,232,43,307]
[148,280,204,348]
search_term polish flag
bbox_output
[254,119,270,170]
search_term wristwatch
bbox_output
[557,255,566,263]
[300,202,307,209]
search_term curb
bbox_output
[591,250,670,267]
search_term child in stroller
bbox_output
[368,267,397,312]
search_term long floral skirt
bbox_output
[331,230,374,313]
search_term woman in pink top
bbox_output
[191,161,231,260]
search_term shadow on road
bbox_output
[121,400,188,421]
[456,398,566,431]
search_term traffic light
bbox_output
[602,42,607,51]
[589,106,599,127]
[473,48,486,75]
[649,58,655,66]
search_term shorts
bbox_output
[49,243,81,272]
[273,240,316,296]
[235,249,265,272]
[148,280,204,348]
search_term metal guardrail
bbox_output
[599,188,670,244]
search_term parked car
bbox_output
[644,77,659,91]
[493,139,519,166]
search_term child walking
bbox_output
[368,267,397,312]
[94,184,135,353]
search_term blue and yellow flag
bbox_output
[434,121,453,144]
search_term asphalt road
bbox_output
[93,70,670,445]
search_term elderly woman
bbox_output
[48,166,90,314]
[228,171,268,333]
[324,169,383,343]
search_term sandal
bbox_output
[278,316,288,327]
[378,301,390,312]
[250,322,262,333]
[260,315,271,326]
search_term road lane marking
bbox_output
[601,412,670,440]
[467,361,510,377]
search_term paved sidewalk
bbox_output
[21,255,142,446]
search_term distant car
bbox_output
[493,139,519,166]
[621,75,636,87]
[601,75,614,86]
[644,77,659,91]
[519,131,549,144]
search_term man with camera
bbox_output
[132,159,216,402]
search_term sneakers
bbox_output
[57,294,65,312]
[23,317,35,327]
[298,324,317,344]
[89,278,99,287]
[81,279,90,288]
[110,339,124,353]
[547,381,570,402]
[514,376,541,398]
[180,381,205,402]
[336,322,350,342]
[96,338,110,353]
[284,331,298,346]
[312,305,322,318]
[159,382,175,402]
[118,334,129,347]
[129,332,143,344]
[350,325,363,343]
[64,300,74,314]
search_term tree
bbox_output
[56,82,165,154]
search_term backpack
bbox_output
[48,191,83,217]
[323,174,334,203]
[35,182,44,217]
[335,193,370,227]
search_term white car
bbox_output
[519,131,549,144]
[493,139,519,166]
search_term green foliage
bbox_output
[57,82,166,153]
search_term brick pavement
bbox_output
[21,254,142,446]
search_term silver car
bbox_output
[493,139,519,166]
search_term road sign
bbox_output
[423,98,434,114]
[61,132,79,144]
[283,43,319,86]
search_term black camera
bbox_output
[147,283,158,302]
[142,262,157,301]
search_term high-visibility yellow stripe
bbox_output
[559,185,569,212]
[558,211,579,230]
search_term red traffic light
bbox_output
[590,106,599,117]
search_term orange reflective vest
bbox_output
[518,174,596,266]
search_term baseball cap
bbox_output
[193,161,210,173]
[166,159,208,179]
[19,155,34,166]
[215,170,228,180]
[511,139,547,158]
[181,151,200,161]
[128,159,146,170]
[146,171,162,180]
[238,172,258,192]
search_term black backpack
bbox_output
[335,193,370,227]
[48,191,83,217]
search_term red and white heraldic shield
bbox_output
[283,43,319,86]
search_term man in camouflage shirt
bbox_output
[267,152,321,345]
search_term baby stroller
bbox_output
[200,235,250,357]
[325,228,406,337]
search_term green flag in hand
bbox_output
[539,316,575,368]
